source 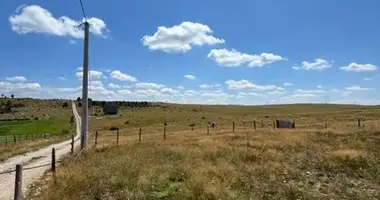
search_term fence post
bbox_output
[51,148,56,172]
[233,121,235,133]
[207,125,209,135]
[139,128,142,143]
[358,118,361,128]
[71,135,74,155]
[273,120,276,130]
[253,120,256,130]
[5,136,8,146]
[14,135,16,144]
[164,126,166,140]
[261,120,264,128]
[325,123,327,129]
[116,130,119,145]
[14,164,22,200]
[246,131,249,148]
[95,131,98,147]
[25,133,28,140]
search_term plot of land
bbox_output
[26,103,380,199]
[0,119,70,136]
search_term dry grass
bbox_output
[27,104,380,199]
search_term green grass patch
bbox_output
[0,119,69,136]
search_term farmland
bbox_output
[27,103,380,200]
[0,98,74,161]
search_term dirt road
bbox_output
[0,102,82,200]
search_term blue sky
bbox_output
[0,0,379,105]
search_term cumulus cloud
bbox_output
[118,89,132,95]
[9,5,108,39]
[208,49,284,67]
[6,76,27,82]
[340,63,377,72]
[294,89,326,94]
[283,83,293,86]
[184,74,196,80]
[345,85,374,91]
[292,59,331,70]
[199,84,221,89]
[141,21,224,53]
[225,79,278,91]
[363,78,372,81]
[58,76,67,81]
[75,70,103,80]
[108,83,121,89]
[135,82,164,89]
[110,70,137,82]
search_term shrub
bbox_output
[109,126,119,131]
[62,102,69,108]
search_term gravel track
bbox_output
[0,102,82,200]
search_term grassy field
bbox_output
[0,98,74,161]
[27,103,380,199]
[0,119,70,135]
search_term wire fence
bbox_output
[0,133,53,145]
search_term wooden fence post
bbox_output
[358,118,361,128]
[116,130,120,145]
[13,135,16,144]
[273,120,276,130]
[325,123,327,129]
[95,131,98,147]
[71,135,74,155]
[139,128,142,143]
[14,164,22,200]
[253,120,256,130]
[261,120,264,128]
[233,121,235,133]
[207,125,209,135]
[164,126,166,140]
[246,131,249,148]
[51,148,56,172]
[5,136,8,146]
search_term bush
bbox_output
[62,129,69,134]
[62,102,69,108]
[34,117,39,120]
[109,126,119,131]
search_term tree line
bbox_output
[76,97,152,108]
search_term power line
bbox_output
[79,0,87,21]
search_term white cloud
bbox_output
[267,90,286,95]
[283,83,293,86]
[340,63,377,72]
[6,76,27,82]
[75,70,103,80]
[118,89,132,95]
[177,86,185,90]
[208,49,284,67]
[135,82,164,90]
[292,59,331,70]
[160,87,179,94]
[110,70,137,82]
[108,83,121,89]
[225,79,278,91]
[184,90,197,96]
[345,85,374,91]
[58,76,66,81]
[184,74,196,80]
[363,78,372,81]
[294,89,325,94]
[69,40,76,45]
[199,84,221,89]
[0,81,41,97]
[317,85,322,89]
[9,5,108,39]
[292,93,315,98]
[141,21,224,53]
